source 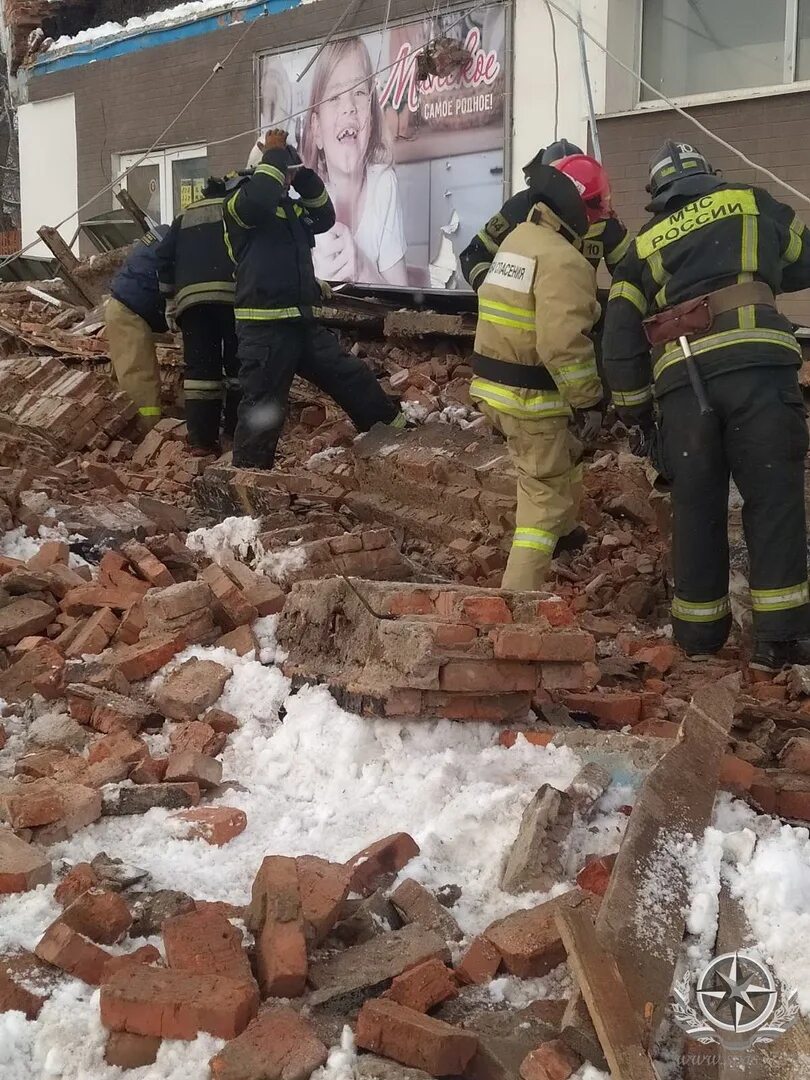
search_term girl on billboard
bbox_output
[300,37,408,286]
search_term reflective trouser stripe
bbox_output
[477,228,498,254]
[612,386,654,407]
[185,379,223,401]
[671,595,731,623]
[512,527,557,553]
[235,307,302,320]
[750,581,810,612]
[389,411,407,430]
[138,406,161,416]
[469,263,490,289]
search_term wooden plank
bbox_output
[555,897,661,1080]
[596,683,736,1040]
[36,227,100,308]
[115,189,149,234]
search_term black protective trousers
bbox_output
[179,303,239,449]
[659,364,810,654]
[232,320,399,469]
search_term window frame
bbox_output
[113,144,208,223]
[635,0,803,107]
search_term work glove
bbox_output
[317,279,333,302]
[165,301,178,334]
[628,423,655,459]
[572,400,605,444]
[263,128,288,151]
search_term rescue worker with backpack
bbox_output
[156,177,238,454]
[223,129,403,470]
[460,139,631,291]
[603,140,810,670]
[469,156,609,591]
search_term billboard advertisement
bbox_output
[257,5,508,290]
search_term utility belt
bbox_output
[471,352,558,390]
[643,281,775,347]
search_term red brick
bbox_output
[356,999,478,1075]
[27,540,69,570]
[634,718,681,739]
[156,658,231,721]
[751,774,810,821]
[388,590,434,617]
[87,732,148,767]
[719,755,759,793]
[296,855,351,945]
[455,935,502,985]
[540,662,593,691]
[632,644,679,675]
[163,907,255,988]
[164,750,222,790]
[0,830,51,894]
[142,581,211,622]
[35,920,113,985]
[430,622,478,649]
[0,951,53,1018]
[421,691,533,722]
[100,967,258,1040]
[120,540,175,588]
[169,720,226,757]
[499,730,554,749]
[201,564,258,631]
[494,628,595,664]
[576,854,618,898]
[560,692,643,728]
[204,708,239,734]
[484,893,582,977]
[216,625,259,656]
[61,585,144,617]
[55,862,100,906]
[62,889,133,945]
[0,724,5,750]
[344,833,420,897]
[385,957,458,1012]
[780,738,810,775]
[0,643,65,702]
[4,779,63,828]
[536,599,575,627]
[245,856,307,998]
[0,598,55,646]
[116,601,145,645]
[172,806,247,846]
[209,1007,328,1080]
[102,945,163,980]
[440,660,537,694]
[520,1039,582,1080]
[130,756,168,784]
[64,607,119,660]
[31,783,102,844]
[105,633,187,682]
[461,595,513,626]
[105,1032,162,1069]
[99,551,129,582]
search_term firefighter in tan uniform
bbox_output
[470,157,611,590]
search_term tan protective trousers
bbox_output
[104,297,162,430]
[480,404,583,591]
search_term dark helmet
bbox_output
[523,158,589,239]
[223,169,252,193]
[648,140,712,197]
[203,176,226,198]
[541,138,584,165]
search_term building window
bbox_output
[640,0,799,100]
[114,145,208,223]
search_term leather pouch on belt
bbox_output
[642,295,712,346]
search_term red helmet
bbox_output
[552,154,612,224]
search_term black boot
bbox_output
[750,638,810,671]
[554,526,588,558]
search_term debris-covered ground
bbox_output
[0,274,809,1079]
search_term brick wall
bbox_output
[597,93,810,324]
[26,0,435,252]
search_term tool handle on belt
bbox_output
[679,335,713,416]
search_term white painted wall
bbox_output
[19,95,78,257]
[511,0,608,191]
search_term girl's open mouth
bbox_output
[336,126,359,142]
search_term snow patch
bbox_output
[185,515,260,563]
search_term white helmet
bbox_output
[246,141,263,170]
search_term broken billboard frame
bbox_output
[253,1,512,294]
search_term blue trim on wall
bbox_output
[30,0,300,76]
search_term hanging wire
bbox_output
[544,0,560,141]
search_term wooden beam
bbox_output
[555,897,662,1080]
[596,683,735,1040]
[36,227,101,308]
[115,189,150,234]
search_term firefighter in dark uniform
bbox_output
[460,139,631,291]
[603,140,810,670]
[223,130,403,470]
[156,179,238,454]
